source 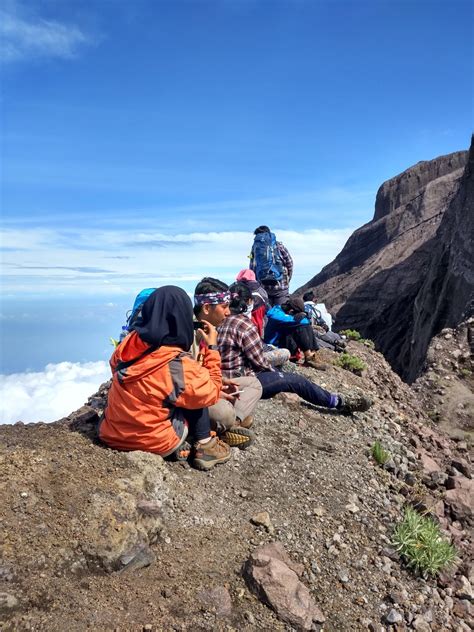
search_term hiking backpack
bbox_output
[119,288,156,342]
[251,232,284,287]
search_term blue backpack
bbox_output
[119,288,156,342]
[252,232,284,286]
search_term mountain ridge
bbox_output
[298,140,473,382]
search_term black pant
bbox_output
[174,407,210,442]
[279,324,319,356]
[256,371,336,408]
[266,287,290,307]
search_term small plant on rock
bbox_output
[393,506,456,576]
[336,352,367,375]
[427,410,441,424]
[340,329,362,341]
[371,441,390,465]
[362,338,375,349]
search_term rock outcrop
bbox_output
[298,140,473,382]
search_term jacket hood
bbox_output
[111,331,186,384]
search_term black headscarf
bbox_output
[133,285,194,350]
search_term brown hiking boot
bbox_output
[222,426,254,450]
[193,436,231,470]
[240,415,254,429]
[303,359,329,371]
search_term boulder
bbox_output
[444,477,474,525]
[244,542,325,630]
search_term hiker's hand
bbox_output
[198,320,218,347]
[221,380,240,402]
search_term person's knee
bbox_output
[208,399,236,430]
[237,376,263,397]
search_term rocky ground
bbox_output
[0,328,472,631]
[412,319,474,442]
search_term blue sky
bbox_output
[1,0,473,384]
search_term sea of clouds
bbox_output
[0,361,111,425]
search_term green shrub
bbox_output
[393,506,456,576]
[459,368,472,379]
[362,338,375,349]
[427,410,441,424]
[371,441,390,465]
[340,329,362,341]
[336,352,367,375]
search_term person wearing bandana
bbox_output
[193,278,263,450]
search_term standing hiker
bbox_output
[249,225,293,307]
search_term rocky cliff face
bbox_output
[298,141,473,382]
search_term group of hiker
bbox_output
[99,226,373,470]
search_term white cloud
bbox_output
[0,361,110,424]
[0,5,90,63]
[0,227,354,295]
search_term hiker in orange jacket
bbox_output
[100,286,231,470]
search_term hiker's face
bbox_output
[201,302,230,326]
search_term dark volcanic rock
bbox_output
[299,140,473,382]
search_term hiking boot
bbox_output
[193,436,232,470]
[175,440,191,462]
[162,422,189,458]
[303,359,329,371]
[222,426,255,450]
[338,392,373,415]
[240,415,254,429]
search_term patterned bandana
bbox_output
[194,291,232,306]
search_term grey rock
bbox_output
[0,593,19,611]
[383,458,397,473]
[197,586,232,617]
[116,544,155,574]
[412,615,431,631]
[251,511,275,534]
[455,575,474,601]
[244,611,255,625]
[338,569,350,583]
[451,458,472,479]
[385,608,403,624]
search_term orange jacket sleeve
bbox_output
[174,349,222,410]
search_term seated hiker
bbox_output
[303,290,333,331]
[261,342,291,369]
[264,296,324,368]
[99,285,231,471]
[193,277,262,449]
[303,291,346,352]
[235,268,270,337]
[234,270,290,368]
[218,282,373,414]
